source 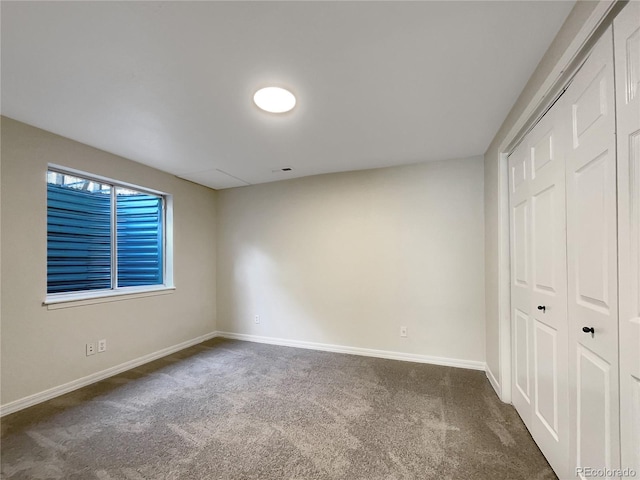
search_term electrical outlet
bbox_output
[86,342,96,356]
[400,326,408,337]
[254,315,260,324]
[98,339,107,353]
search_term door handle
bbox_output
[537,305,546,312]
[582,326,595,337]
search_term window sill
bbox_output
[43,286,176,310]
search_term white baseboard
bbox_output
[216,331,486,371]
[486,365,502,399]
[0,331,219,417]
[2,331,487,417]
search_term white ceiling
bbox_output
[1,1,575,189]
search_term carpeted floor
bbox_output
[1,338,556,480]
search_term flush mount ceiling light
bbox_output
[253,87,296,113]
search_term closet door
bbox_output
[614,1,640,474]
[509,94,569,478]
[565,27,620,478]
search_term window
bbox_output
[46,167,172,300]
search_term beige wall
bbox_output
[0,117,217,405]
[217,157,485,363]
[483,1,601,385]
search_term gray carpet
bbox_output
[1,338,556,479]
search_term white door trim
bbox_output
[499,151,512,402]
[495,0,617,403]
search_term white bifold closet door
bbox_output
[614,1,640,475]
[564,27,620,478]
[508,86,570,478]
[509,8,639,478]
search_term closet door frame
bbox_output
[491,0,617,405]
[614,1,640,474]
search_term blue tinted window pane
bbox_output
[47,177,112,294]
[116,188,163,287]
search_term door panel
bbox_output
[534,319,559,439]
[632,377,640,470]
[576,346,611,474]
[515,309,531,403]
[614,2,640,473]
[566,27,619,478]
[532,128,554,175]
[572,67,608,147]
[511,148,527,193]
[513,200,529,287]
[574,152,611,314]
[532,185,557,294]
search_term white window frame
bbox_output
[44,164,174,307]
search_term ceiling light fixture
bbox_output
[253,87,296,113]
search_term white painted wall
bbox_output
[0,117,218,406]
[217,157,485,363]
[483,1,601,392]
